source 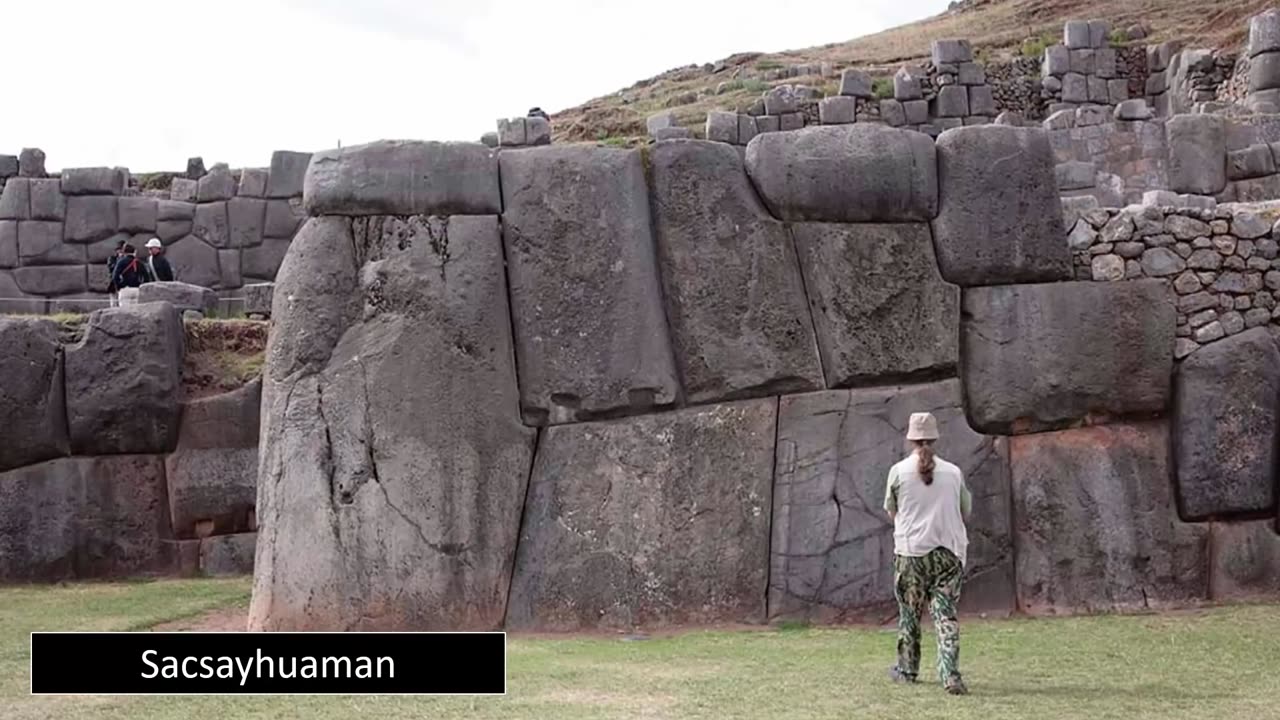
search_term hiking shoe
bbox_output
[887,666,916,684]
[944,679,969,696]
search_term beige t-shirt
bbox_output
[883,451,971,566]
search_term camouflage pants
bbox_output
[893,547,964,687]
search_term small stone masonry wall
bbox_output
[1041,19,1130,114]
[0,149,310,312]
[244,123,1279,634]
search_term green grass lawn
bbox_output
[2,579,1278,720]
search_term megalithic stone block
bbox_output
[961,281,1175,434]
[304,140,500,216]
[506,399,776,631]
[931,125,1072,286]
[1166,114,1226,196]
[648,140,823,402]
[500,145,679,425]
[0,317,68,472]
[166,380,261,538]
[1174,328,1280,520]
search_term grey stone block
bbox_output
[961,281,1174,434]
[240,238,290,280]
[770,380,1013,622]
[1062,72,1089,103]
[507,399,775,631]
[1108,78,1131,104]
[500,146,678,425]
[745,124,937,223]
[192,201,230,248]
[894,66,923,100]
[1064,20,1091,49]
[0,155,16,178]
[1209,521,1280,598]
[304,140,500,216]
[794,222,957,386]
[764,85,800,115]
[242,282,273,316]
[1088,76,1110,103]
[1070,48,1095,75]
[653,127,693,141]
[13,265,87,295]
[647,112,677,135]
[1043,44,1070,77]
[480,131,499,148]
[1088,19,1111,48]
[157,200,195,221]
[737,114,757,145]
[839,69,872,98]
[880,99,906,127]
[904,99,929,125]
[155,220,192,244]
[62,196,117,243]
[1167,114,1226,195]
[1044,109,1076,130]
[0,318,67,472]
[1076,104,1109,127]
[932,38,973,64]
[200,533,256,576]
[18,148,45,178]
[185,157,206,180]
[1095,47,1117,78]
[165,235,221,289]
[0,222,14,268]
[1056,161,1096,190]
[1249,9,1280,58]
[18,221,83,265]
[498,117,527,146]
[526,116,552,146]
[932,85,969,117]
[648,141,822,403]
[968,85,997,116]
[1011,422,1208,614]
[705,111,739,143]
[0,178,30,220]
[196,169,237,203]
[1250,51,1280,92]
[117,197,157,233]
[958,62,986,85]
[264,198,304,238]
[265,150,311,198]
[137,281,219,314]
[29,179,64,221]
[1174,328,1279,519]
[819,96,857,124]
[932,126,1072,286]
[61,167,125,196]
[755,116,780,134]
[218,248,242,289]
[237,168,268,197]
[780,113,805,131]
[169,178,198,202]
[1227,144,1277,181]
[165,380,260,537]
[228,197,266,248]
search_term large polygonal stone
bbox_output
[29,179,65,221]
[63,196,118,243]
[0,318,68,471]
[249,215,536,631]
[1166,114,1226,196]
[264,198,303,238]
[117,197,157,233]
[157,200,196,221]
[218,249,242,289]
[0,178,30,220]
[304,140,499,216]
[13,265,87,295]
[19,221,84,265]
[136,281,219,313]
[166,380,260,538]
[1011,423,1209,614]
[932,126,1072,286]
[60,167,125,196]
[1250,51,1280,92]
[228,197,266,248]
[507,399,776,630]
[1250,10,1280,58]
[0,455,171,581]
[1209,521,1280,598]
[240,238,290,281]
[647,140,822,403]
[500,145,678,425]
[192,201,230,248]
[770,379,1014,622]
[0,221,14,268]
[64,303,185,455]
[196,169,237,203]
[1174,328,1279,519]
[744,124,937,223]
[793,223,957,387]
[165,235,221,289]
[266,150,312,198]
[238,168,268,198]
[961,281,1175,434]
[200,533,257,576]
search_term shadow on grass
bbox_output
[977,682,1227,701]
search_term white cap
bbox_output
[145,238,162,248]
[906,412,939,441]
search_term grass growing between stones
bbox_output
[2,579,1278,720]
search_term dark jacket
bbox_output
[112,255,150,289]
[148,254,175,282]
[106,255,121,292]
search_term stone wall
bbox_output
[0,148,309,313]
[237,124,1278,634]
[0,304,260,581]
[1041,19,1131,114]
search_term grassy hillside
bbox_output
[551,0,1273,144]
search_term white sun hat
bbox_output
[906,412,939,441]
[145,238,162,248]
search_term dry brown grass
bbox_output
[551,0,1274,143]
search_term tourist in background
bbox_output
[884,412,972,696]
[106,239,126,307]
[144,238,175,282]
[110,243,149,306]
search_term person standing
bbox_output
[144,238,175,282]
[106,239,126,307]
[884,412,972,696]
[111,243,150,306]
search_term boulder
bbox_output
[1166,114,1226,196]
[242,282,273,316]
[793,223,957,387]
[249,214,535,632]
[165,235,221,289]
[507,399,776,630]
[932,126,1072,286]
[838,69,872,98]
[744,124,937,223]
[1209,521,1280,598]
[166,380,261,538]
[266,150,312,199]
[498,117,527,146]
[0,318,68,471]
[500,146,678,425]
[304,140,498,216]
[932,38,973,64]
[192,201,230,248]
[705,111,739,143]
[819,96,857,124]
[1011,423,1209,614]
[241,238,290,281]
[961,281,1175,434]
[1174,328,1279,519]
[228,197,266,248]
[117,197,158,233]
[770,379,1014,622]
[647,140,823,403]
[0,455,172,581]
[200,533,257,576]
[19,148,46,178]
[64,303,185,455]
[894,66,923,100]
[136,281,219,313]
[1042,45,1070,77]
[60,167,125,196]
[63,196,118,243]
[0,155,16,178]
[29,179,65,221]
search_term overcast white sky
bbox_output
[1,0,948,172]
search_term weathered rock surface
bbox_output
[1166,114,1226,196]
[228,197,266,248]
[304,141,499,216]
[500,145,678,424]
[793,223,958,387]
[647,140,822,402]
[165,235,221,289]
[743,124,938,222]
[193,201,230,248]
[961,281,1175,434]
[770,380,1014,621]
[240,238,290,281]
[932,126,1071,286]
[63,196,118,243]
[61,167,125,196]
[507,399,776,630]
[166,380,261,538]
[0,455,172,581]
[64,303,185,455]
[1011,423,1209,614]
[200,533,257,576]
[1174,328,1279,519]
[249,214,535,631]
[1210,521,1280,598]
[0,318,68,471]
[137,281,219,313]
[267,151,312,198]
